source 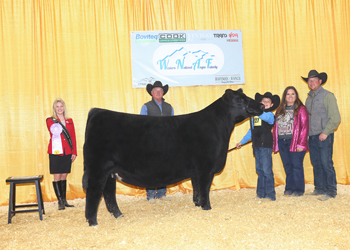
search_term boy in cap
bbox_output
[236,92,280,201]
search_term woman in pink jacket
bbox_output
[273,86,309,196]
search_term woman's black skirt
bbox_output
[49,154,72,174]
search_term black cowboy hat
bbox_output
[146,81,169,96]
[255,92,280,112]
[301,70,327,85]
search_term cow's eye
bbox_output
[235,96,243,105]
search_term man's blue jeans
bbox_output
[278,138,306,196]
[309,133,337,197]
[254,147,276,200]
[146,187,166,200]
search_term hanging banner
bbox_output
[131,30,245,88]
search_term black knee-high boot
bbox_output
[61,180,74,207]
[53,181,65,210]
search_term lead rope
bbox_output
[250,116,255,156]
[227,146,237,152]
[228,115,253,153]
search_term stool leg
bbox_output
[38,181,45,214]
[35,180,43,221]
[12,183,16,213]
[8,182,14,224]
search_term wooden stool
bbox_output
[6,175,45,224]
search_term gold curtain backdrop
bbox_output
[0,0,349,205]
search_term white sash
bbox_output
[50,123,63,154]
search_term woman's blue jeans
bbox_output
[278,138,306,196]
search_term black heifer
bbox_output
[83,89,264,226]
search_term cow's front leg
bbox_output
[191,177,201,207]
[103,173,123,219]
[197,174,213,210]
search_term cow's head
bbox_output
[222,89,264,120]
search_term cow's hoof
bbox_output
[112,212,124,219]
[87,219,98,226]
[201,205,212,210]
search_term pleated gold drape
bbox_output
[0,0,349,205]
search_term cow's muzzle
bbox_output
[246,100,265,114]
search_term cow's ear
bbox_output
[225,89,234,94]
[223,89,234,105]
[224,89,234,98]
[237,88,243,93]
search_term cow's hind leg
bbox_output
[191,177,201,207]
[85,166,112,226]
[103,173,123,219]
[85,177,104,226]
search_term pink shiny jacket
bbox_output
[273,105,309,152]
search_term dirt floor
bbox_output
[1,184,349,249]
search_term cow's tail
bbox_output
[82,170,88,191]
[83,108,104,191]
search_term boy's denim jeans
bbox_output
[309,133,337,197]
[254,147,276,200]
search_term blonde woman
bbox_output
[46,98,77,210]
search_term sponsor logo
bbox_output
[135,34,158,43]
[229,32,238,38]
[187,33,213,41]
[213,33,228,38]
[134,77,157,87]
[227,32,239,42]
[153,44,224,75]
[215,75,241,84]
[159,33,186,42]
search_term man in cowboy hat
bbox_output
[140,80,174,204]
[302,70,341,201]
[235,92,280,201]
